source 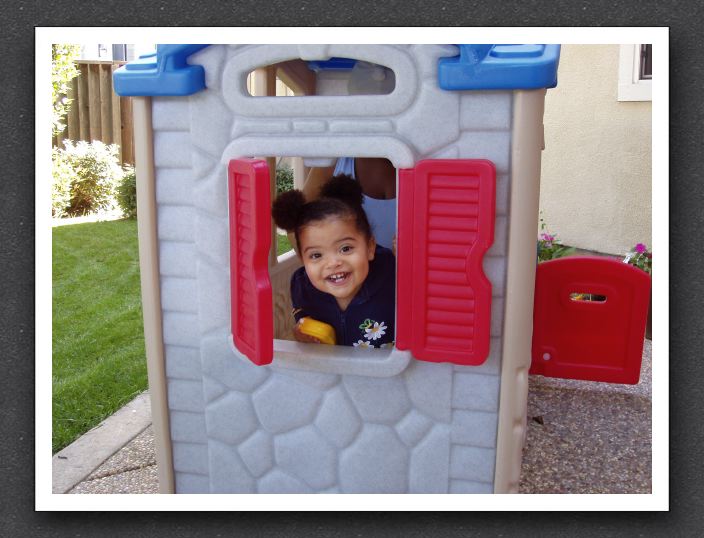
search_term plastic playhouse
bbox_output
[114,44,650,494]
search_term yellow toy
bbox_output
[298,317,336,345]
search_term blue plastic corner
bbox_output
[438,45,561,90]
[113,44,211,96]
[307,57,358,72]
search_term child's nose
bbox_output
[326,255,342,268]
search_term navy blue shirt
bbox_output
[291,245,396,348]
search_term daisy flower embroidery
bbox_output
[353,340,373,349]
[364,321,387,341]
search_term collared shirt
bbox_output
[290,245,396,348]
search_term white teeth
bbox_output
[327,272,346,282]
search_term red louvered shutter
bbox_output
[396,159,496,365]
[228,158,273,366]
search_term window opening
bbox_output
[274,159,296,257]
[246,58,395,97]
[265,155,398,351]
[229,157,494,370]
[639,44,652,80]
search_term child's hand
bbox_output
[392,234,397,257]
[293,322,322,344]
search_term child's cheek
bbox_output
[303,263,315,281]
[303,263,324,290]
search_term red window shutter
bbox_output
[396,159,496,365]
[228,158,273,366]
[531,257,651,384]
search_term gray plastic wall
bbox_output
[152,44,513,493]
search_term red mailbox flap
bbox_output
[531,256,651,384]
[228,158,273,366]
[396,159,496,365]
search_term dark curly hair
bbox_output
[271,175,373,249]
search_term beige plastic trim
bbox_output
[133,96,175,494]
[494,90,546,493]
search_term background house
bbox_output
[540,44,652,255]
[65,42,654,258]
[78,43,155,62]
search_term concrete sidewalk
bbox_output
[520,338,652,493]
[52,392,157,494]
[54,339,652,494]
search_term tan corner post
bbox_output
[133,96,175,493]
[494,90,546,493]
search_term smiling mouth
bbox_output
[325,272,349,285]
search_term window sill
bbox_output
[230,337,412,378]
[618,80,651,102]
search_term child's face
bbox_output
[298,216,376,311]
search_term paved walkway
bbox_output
[52,209,124,227]
[52,392,156,494]
[520,338,652,493]
[53,339,652,494]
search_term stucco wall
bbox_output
[540,44,652,255]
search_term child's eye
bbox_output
[340,245,353,253]
[308,252,322,260]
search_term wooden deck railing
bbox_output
[53,60,134,166]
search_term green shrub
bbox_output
[52,140,123,216]
[276,165,294,194]
[116,166,137,218]
[51,147,73,218]
[623,243,652,275]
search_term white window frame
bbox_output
[618,44,652,102]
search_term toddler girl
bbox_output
[272,175,395,348]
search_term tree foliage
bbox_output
[52,140,124,217]
[276,165,294,194]
[52,44,82,137]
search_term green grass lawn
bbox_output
[52,222,293,454]
[52,219,146,453]
[277,232,293,256]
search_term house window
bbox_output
[228,156,410,377]
[639,45,652,80]
[111,44,127,62]
[246,59,396,97]
[618,44,652,102]
[223,45,416,118]
[228,157,496,373]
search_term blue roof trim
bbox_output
[113,44,560,96]
[113,44,210,96]
[438,45,561,90]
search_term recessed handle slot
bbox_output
[569,292,607,303]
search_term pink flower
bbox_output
[540,233,555,242]
[634,243,648,254]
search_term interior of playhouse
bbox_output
[245,59,399,346]
[229,59,402,367]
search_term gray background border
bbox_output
[3,0,698,534]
